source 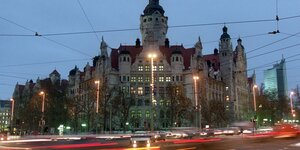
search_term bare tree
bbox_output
[166,84,192,127]
[110,87,135,132]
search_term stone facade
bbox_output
[67,0,251,130]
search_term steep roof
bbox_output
[111,45,195,70]
[143,0,165,16]
[50,69,60,76]
[203,53,220,71]
[111,45,143,70]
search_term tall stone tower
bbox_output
[140,0,168,48]
[219,26,235,120]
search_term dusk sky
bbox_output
[1,0,300,99]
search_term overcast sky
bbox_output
[1,0,300,99]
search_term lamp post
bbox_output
[95,80,100,134]
[148,53,156,132]
[252,85,258,131]
[290,91,294,118]
[193,76,200,130]
[39,91,45,134]
[10,98,14,134]
[252,85,258,112]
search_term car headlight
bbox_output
[133,143,137,148]
[147,140,151,147]
[0,137,4,141]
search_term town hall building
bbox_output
[67,0,251,131]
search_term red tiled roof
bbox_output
[111,45,143,70]
[111,45,196,70]
[203,53,220,71]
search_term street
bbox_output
[0,135,299,150]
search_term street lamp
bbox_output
[148,53,156,132]
[252,85,258,112]
[39,91,46,133]
[193,76,200,130]
[290,91,294,118]
[10,98,14,134]
[95,80,100,113]
[95,80,100,134]
[252,85,258,131]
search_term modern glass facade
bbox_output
[264,58,288,99]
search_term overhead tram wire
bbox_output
[247,42,300,60]
[42,36,92,57]
[1,14,300,37]
[77,0,100,42]
[184,32,269,47]
[0,58,90,68]
[0,16,36,33]
[246,31,300,54]
[0,16,92,57]
[1,14,298,37]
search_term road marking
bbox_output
[177,147,196,150]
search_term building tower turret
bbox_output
[100,37,108,58]
[119,48,131,83]
[171,47,184,83]
[194,36,203,57]
[140,0,168,48]
[219,26,235,121]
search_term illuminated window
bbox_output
[159,77,164,82]
[146,111,150,118]
[153,65,157,71]
[138,65,143,71]
[131,111,136,118]
[131,76,136,82]
[145,77,150,82]
[137,76,143,82]
[145,65,150,71]
[158,65,164,71]
[130,87,136,94]
[176,87,180,95]
[166,101,170,106]
[160,100,164,106]
[138,87,143,95]
[137,110,142,118]
[166,76,171,82]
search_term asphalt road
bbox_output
[0,135,299,150]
